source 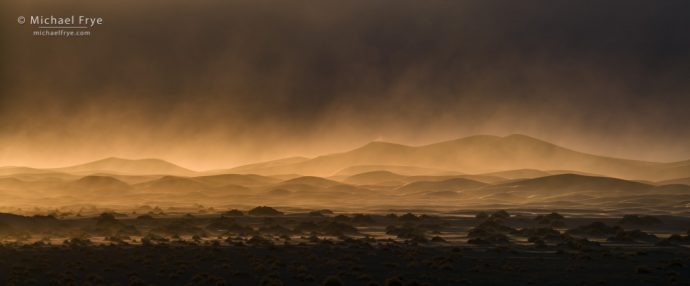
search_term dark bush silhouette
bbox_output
[352,214,374,224]
[96,212,120,226]
[249,206,284,216]
[490,210,510,220]
[619,215,662,225]
[385,277,404,286]
[567,222,621,236]
[607,230,658,243]
[322,276,345,286]
[535,212,566,227]
[223,209,245,217]
[398,213,420,222]
[136,214,154,220]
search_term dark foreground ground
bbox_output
[1,243,689,286]
[1,209,690,285]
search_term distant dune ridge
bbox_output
[0,134,688,212]
[1,135,688,182]
[220,134,689,181]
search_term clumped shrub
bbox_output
[352,214,375,224]
[294,221,319,233]
[64,237,91,247]
[136,214,154,220]
[607,230,658,243]
[248,235,273,246]
[467,217,514,244]
[96,213,120,226]
[468,219,515,238]
[566,222,621,237]
[309,211,324,217]
[490,210,510,220]
[384,277,404,286]
[557,237,601,251]
[398,213,420,222]
[534,212,566,227]
[249,206,284,216]
[322,276,344,286]
[468,233,509,244]
[154,222,205,236]
[259,225,293,236]
[320,222,358,236]
[386,225,427,242]
[619,215,662,226]
[222,209,245,217]
[207,218,254,234]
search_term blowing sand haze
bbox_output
[1,0,689,285]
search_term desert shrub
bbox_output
[319,222,358,236]
[249,206,284,216]
[64,237,91,247]
[385,277,404,286]
[619,215,662,225]
[294,221,319,233]
[534,212,566,227]
[259,225,293,236]
[566,222,621,236]
[117,225,141,236]
[334,215,350,222]
[352,214,374,224]
[97,213,122,226]
[0,222,14,235]
[607,230,658,243]
[309,211,324,217]
[399,213,420,222]
[322,276,345,286]
[248,235,273,245]
[557,237,601,251]
[222,209,244,217]
[136,214,154,220]
[260,277,284,286]
[517,227,566,243]
[386,225,427,242]
[490,210,510,220]
[468,219,515,238]
[468,233,509,244]
[475,212,489,220]
[154,222,204,236]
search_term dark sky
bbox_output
[1,0,690,169]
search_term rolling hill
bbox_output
[52,157,196,176]
[224,134,689,181]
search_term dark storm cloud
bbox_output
[1,0,689,168]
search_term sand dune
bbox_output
[53,157,196,176]
[223,134,689,181]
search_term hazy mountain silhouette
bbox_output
[226,134,690,181]
[343,170,504,186]
[65,175,132,192]
[193,174,280,187]
[53,158,196,176]
[211,157,309,175]
[658,177,690,186]
[477,174,690,198]
[397,178,488,193]
[334,165,461,176]
[136,176,209,192]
